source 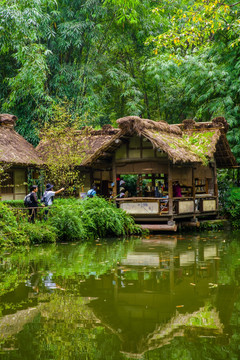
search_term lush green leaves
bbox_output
[1,0,240,164]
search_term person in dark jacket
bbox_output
[28,185,39,223]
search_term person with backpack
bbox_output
[86,184,97,198]
[27,185,39,223]
[42,183,65,220]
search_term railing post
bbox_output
[168,162,173,217]
[192,167,196,213]
[213,160,218,210]
[112,156,117,198]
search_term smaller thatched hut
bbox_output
[0,114,44,200]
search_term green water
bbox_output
[0,231,240,360]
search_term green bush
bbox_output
[2,200,25,208]
[224,187,240,228]
[79,197,142,238]
[49,196,142,241]
[49,204,87,241]
[0,196,143,246]
[0,202,29,247]
[20,222,57,244]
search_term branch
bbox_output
[229,1,240,7]
[219,1,240,7]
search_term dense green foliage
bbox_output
[49,197,142,240]
[1,234,240,359]
[20,222,57,244]
[2,200,25,208]
[219,186,240,228]
[1,0,240,163]
[0,202,29,247]
[0,197,142,248]
[0,0,162,145]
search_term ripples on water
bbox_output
[0,231,240,360]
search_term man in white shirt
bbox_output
[43,183,65,219]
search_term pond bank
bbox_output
[0,196,235,249]
[0,197,143,248]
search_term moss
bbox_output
[152,130,215,165]
[182,131,215,165]
[199,219,230,230]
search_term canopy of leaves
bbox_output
[1,0,240,163]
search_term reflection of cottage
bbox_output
[0,114,44,200]
[79,238,234,356]
[37,116,237,229]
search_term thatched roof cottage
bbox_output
[0,114,44,200]
[37,116,237,229]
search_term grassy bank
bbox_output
[0,197,143,248]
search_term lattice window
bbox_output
[0,171,14,194]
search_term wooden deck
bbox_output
[117,195,218,231]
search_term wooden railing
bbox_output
[9,206,54,222]
[116,195,217,216]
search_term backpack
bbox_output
[41,191,49,206]
[24,193,33,207]
[87,189,95,198]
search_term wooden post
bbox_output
[213,160,218,209]
[90,169,94,189]
[168,162,173,216]
[112,157,117,198]
[192,167,195,199]
[205,178,209,194]
[192,167,195,214]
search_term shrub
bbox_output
[223,187,240,228]
[0,202,29,247]
[2,200,25,208]
[79,197,142,238]
[20,222,57,244]
[0,196,143,245]
[49,204,87,241]
[49,196,142,241]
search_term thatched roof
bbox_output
[36,116,237,168]
[36,125,119,165]
[81,116,237,168]
[0,114,44,166]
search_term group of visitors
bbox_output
[27,183,65,223]
[27,182,98,223]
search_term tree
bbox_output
[38,104,87,194]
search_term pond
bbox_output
[0,231,240,360]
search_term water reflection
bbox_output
[0,232,240,359]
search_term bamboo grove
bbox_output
[1,0,240,162]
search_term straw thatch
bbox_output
[0,114,44,166]
[81,116,236,167]
[36,125,119,165]
[36,116,237,168]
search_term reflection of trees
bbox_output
[1,234,240,359]
[0,293,125,360]
[0,239,136,315]
[218,240,240,285]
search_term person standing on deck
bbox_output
[86,184,97,198]
[43,183,65,220]
[173,181,182,197]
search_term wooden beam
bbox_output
[140,224,177,232]
[168,162,173,217]
[101,152,112,158]
[112,156,117,198]
[213,160,218,209]
[192,167,195,202]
